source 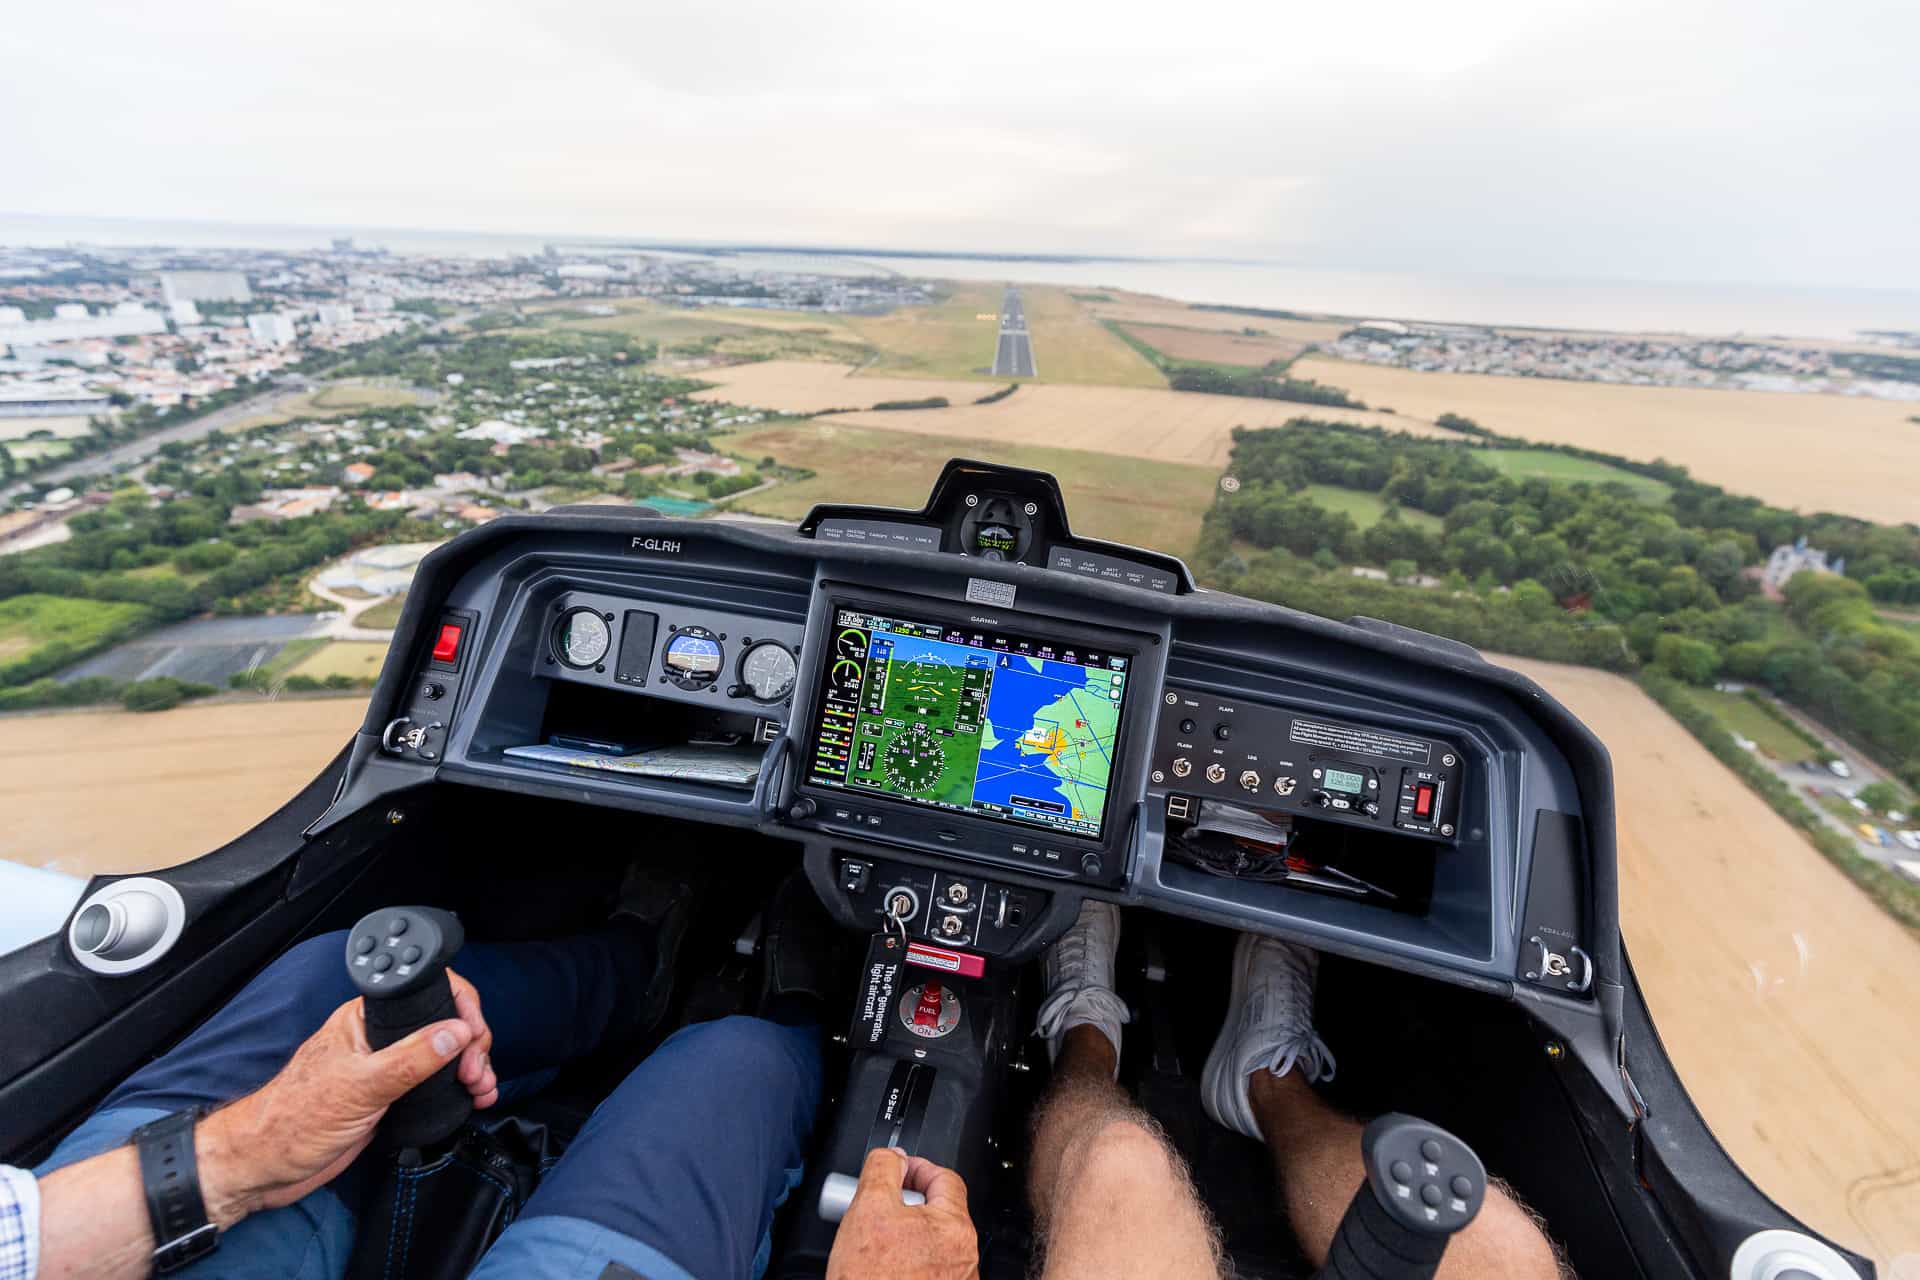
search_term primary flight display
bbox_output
[805,607,1129,840]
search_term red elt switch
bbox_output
[1414,784,1435,819]
[431,622,463,664]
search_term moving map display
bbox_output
[806,608,1129,840]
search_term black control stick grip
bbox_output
[1314,1114,1487,1280]
[344,907,471,1149]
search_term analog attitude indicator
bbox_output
[554,608,611,668]
[662,629,724,688]
[739,641,797,702]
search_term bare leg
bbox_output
[1249,1069,1567,1279]
[1027,1026,1223,1280]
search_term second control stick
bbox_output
[344,906,471,1149]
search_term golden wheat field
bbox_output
[0,698,368,876]
[691,361,1439,469]
[1292,355,1920,523]
[1498,657,1920,1274]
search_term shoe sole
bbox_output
[629,873,706,1031]
[1200,931,1259,1139]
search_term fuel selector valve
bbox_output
[343,905,471,1149]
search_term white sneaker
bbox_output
[1201,932,1337,1140]
[1034,901,1130,1073]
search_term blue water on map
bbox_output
[972,654,1111,823]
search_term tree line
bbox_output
[1201,421,1920,790]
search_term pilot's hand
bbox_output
[826,1147,980,1280]
[199,967,498,1215]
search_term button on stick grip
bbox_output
[1314,1114,1487,1280]
[344,906,471,1149]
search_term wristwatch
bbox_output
[130,1109,220,1273]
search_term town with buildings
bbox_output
[1331,320,1920,399]
[0,239,929,492]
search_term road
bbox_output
[0,380,312,501]
[1753,696,1914,863]
[991,287,1037,378]
[306,576,405,641]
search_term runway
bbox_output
[991,287,1036,378]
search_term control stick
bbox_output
[343,906,471,1149]
[1312,1114,1487,1280]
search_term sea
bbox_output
[4,212,1916,343]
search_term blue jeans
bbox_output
[36,930,824,1280]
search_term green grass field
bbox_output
[357,594,408,630]
[283,640,390,682]
[263,637,329,677]
[710,420,1217,559]
[227,382,425,433]
[1474,449,1672,503]
[0,594,153,680]
[308,383,422,411]
[1817,791,1865,825]
[1297,484,1445,532]
[523,299,871,364]
[5,439,75,462]
[1682,688,1817,760]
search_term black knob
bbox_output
[1311,790,1332,808]
[1213,723,1233,741]
[345,906,470,1150]
[421,682,444,700]
[1081,853,1104,877]
[787,798,818,821]
[1362,801,1380,817]
[1178,718,1196,735]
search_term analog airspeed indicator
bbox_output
[738,641,797,702]
[553,608,611,668]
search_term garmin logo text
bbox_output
[968,615,1000,626]
[629,537,682,554]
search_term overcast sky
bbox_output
[4,0,1916,290]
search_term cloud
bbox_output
[2,0,1915,289]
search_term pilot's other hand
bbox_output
[199,966,497,1214]
[827,1146,980,1280]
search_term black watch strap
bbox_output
[131,1109,220,1273]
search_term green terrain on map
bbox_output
[847,653,988,807]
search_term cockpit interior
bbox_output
[0,460,1866,1279]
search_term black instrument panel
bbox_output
[1150,687,1464,841]
[531,587,806,712]
[391,487,1599,995]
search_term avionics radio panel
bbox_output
[1151,687,1462,842]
